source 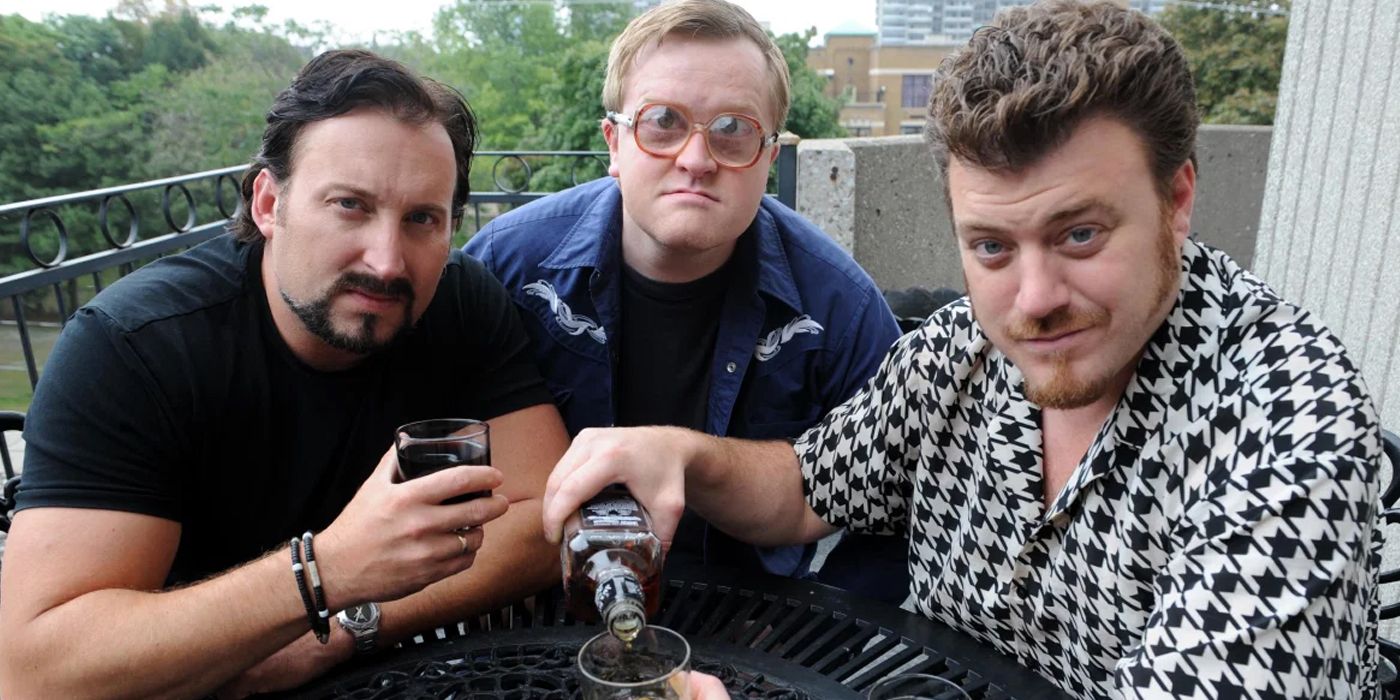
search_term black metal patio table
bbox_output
[275,565,1068,699]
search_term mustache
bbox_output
[1005,306,1109,341]
[331,272,415,304]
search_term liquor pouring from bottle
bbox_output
[561,485,664,642]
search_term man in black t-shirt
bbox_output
[0,51,570,698]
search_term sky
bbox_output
[0,0,877,45]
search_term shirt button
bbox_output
[725,362,737,373]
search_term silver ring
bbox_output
[456,532,468,554]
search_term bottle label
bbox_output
[581,494,645,528]
[594,570,644,612]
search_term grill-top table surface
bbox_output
[276,566,1068,699]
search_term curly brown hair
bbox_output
[924,0,1198,200]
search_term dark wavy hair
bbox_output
[232,49,478,242]
[924,0,1198,200]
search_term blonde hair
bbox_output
[603,0,790,132]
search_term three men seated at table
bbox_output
[0,0,1383,698]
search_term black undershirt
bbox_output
[615,261,730,430]
[617,259,731,566]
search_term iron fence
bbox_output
[0,145,798,404]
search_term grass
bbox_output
[0,323,60,414]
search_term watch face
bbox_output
[343,602,380,627]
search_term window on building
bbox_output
[902,75,932,108]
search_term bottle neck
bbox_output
[595,565,646,641]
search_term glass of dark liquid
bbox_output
[577,625,690,699]
[394,419,491,504]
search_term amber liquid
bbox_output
[561,487,664,635]
[565,564,662,623]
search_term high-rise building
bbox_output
[876,0,1163,44]
[822,0,1170,136]
[1127,0,1171,14]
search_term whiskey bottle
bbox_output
[561,486,664,642]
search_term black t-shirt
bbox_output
[16,234,551,585]
[616,261,739,568]
[615,261,730,431]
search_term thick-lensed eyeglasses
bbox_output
[606,103,779,169]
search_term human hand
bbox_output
[541,426,701,552]
[316,445,508,609]
[213,626,352,698]
[688,671,732,699]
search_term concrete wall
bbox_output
[1251,0,1400,641]
[1254,0,1400,433]
[796,124,1274,294]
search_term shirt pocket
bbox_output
[517,287,610,362]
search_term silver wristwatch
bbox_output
[336,602,381,655]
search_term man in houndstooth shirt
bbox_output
[540,1,1383,697]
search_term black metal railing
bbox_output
[0,145,798,408]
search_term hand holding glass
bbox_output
[577,625,690,699]
[394,419,491,504]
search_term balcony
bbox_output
[2,127,1399,655]
[0,147,797,411]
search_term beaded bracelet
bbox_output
[301,531,331,644]
[288,537,320,641]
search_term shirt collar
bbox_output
[1108,237,1217,448]
[539,183,805,314]
[750,201,804,314]
[540,179,624,272]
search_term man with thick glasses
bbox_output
[465,0,903,595]
[606,104,780,169]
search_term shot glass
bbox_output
[395,419,491,504]
[577,625,690,699]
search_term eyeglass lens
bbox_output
[634,104,763,166]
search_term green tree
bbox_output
[426,0,571,149]
[48,14,146,85]
[773,29,845,138]
[563,0,632,42]
[0,16,114,201]
[1160,1,1290,125]
[524,39,613,192]
[142,27,305,178]
[36,64,174,190]
[143,9,216,72]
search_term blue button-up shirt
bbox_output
[466,177,900,575]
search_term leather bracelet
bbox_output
[301,531,331,644]
[289,538,321,641]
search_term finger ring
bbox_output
[456,532,469,554]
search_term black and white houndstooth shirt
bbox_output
[796,239,1381,699]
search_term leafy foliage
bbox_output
[1160,1,1291,125]
[774,29,846,139]
[0,1,845,268]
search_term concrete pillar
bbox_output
[1251,0,1400,645]
[795,138,857,255]
[1254,0,1400,430]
